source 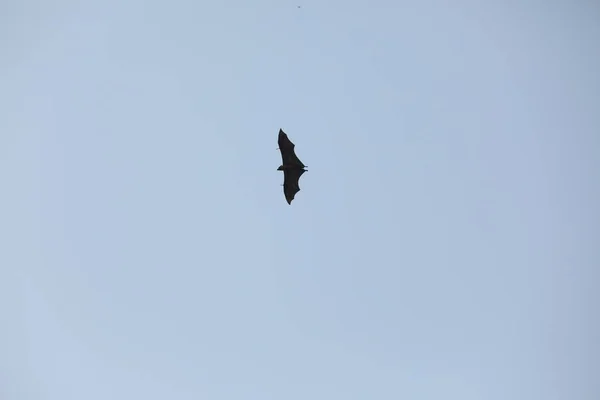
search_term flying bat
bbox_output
[277,129,307,204]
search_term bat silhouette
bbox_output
[277,129,307,204]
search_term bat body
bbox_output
[277,129,307,204]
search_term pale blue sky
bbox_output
[1,1,599,399]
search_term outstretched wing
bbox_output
[283,168,306,204]
[278,129,305,167]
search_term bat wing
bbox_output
[278,129,305,167]
[283,168,306,204]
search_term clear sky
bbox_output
[1,1,599,399]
